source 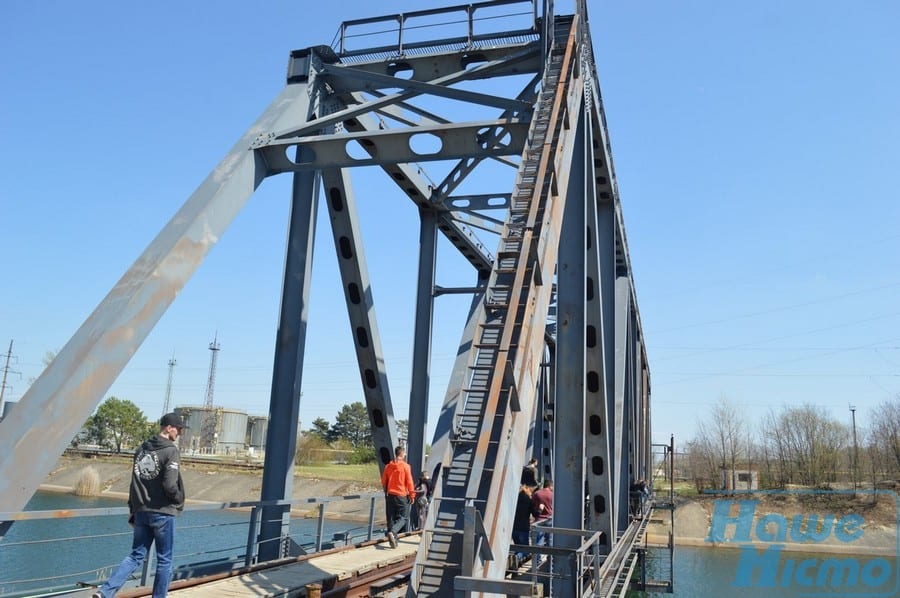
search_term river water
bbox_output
[0,491,374,596]
[650,545,897,597]
[2,492,898,597]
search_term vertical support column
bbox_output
[321,168,398,466]
[613,277,633,534]
[259,167,320,561]
[408,208,437,479]
[535,344,553,481]
[598,220,617,536]
[552,103,587,598]
[585,106,614,549]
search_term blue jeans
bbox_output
[512,529,530,560]
[98,511,175,598]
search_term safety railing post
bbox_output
[244,505,261,567]
[315,504,326,552]
[140,546,155,586]
[368,495,377,541]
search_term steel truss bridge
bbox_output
[0,1,669,596]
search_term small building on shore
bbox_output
[720,468,759,491]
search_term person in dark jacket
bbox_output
[510,483,534,568]
[93,412,187,598]
[413,469,434,530]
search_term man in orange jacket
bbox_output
[381,445,416,548]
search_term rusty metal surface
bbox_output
[0,82,312,515]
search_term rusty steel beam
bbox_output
[0,83,314,515]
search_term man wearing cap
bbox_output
[93,412,187,598]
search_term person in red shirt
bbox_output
[531,478,553,547]
[381,446,416,548]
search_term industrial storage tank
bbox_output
[247,416,268,451]
[173,406,247,454]
[173,406,209,454]
[218,408,249,454]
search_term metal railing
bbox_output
[0,492,382,597]
[332,0,540,59]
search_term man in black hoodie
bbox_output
[93,412,187,598]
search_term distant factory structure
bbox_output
[167,335,269,457]
[174,405,268,456]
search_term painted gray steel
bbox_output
[218,409,249,451]
[248,416,269,449]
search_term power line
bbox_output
[653,280,900,335]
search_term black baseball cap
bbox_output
[160,412,188,429]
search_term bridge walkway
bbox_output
[70,535,417,598]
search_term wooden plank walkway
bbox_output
[68,535,419,597]
[168,536,418,597]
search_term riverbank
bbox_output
[41,453,384,522]
[647,491,899,556]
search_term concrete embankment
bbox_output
[40,454,384,522]
[646,494,898,556]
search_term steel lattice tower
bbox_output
[161,354,177,416]
[200,335,221,451]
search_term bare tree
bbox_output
[691,396,746,490]
[869,397,900,477]
[762,404,847,487]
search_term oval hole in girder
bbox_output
[346,139,375,161]
[287,145,316,165]
[591,456,605,476]
[356,326,370,348]
[329,187,344,212]
[339,236,353,259]
[593,494,607,515]
[586,325,597,348]
[371,409,385,428]
[587,371,600,393]
[450,198,471,208]
[409,133,442,156]
[586,277,595,301]
[379,447,391,465]
[487,196,506,206]
[364,368,377,389]
[387,61,414,79]
[347,282,361,304]
[589,414,603,436]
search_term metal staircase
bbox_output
[411,14,582,596]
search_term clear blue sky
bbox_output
[1,1,898,447]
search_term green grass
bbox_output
[296,462,381,483]
[654,480,699,497]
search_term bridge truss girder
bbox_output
[0,3,652,597]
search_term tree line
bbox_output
[74,397,405,465]
[685,395,900,490]
[298,401,409,464]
